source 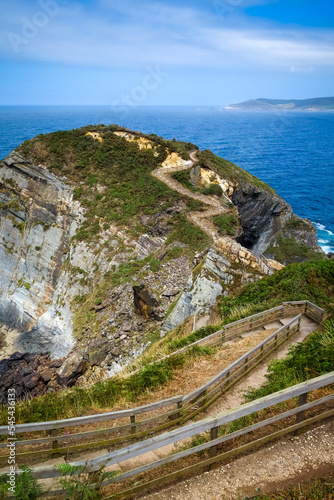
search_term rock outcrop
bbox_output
[231,181,292,252]
[0,351,65,402]
[0,152,83,358]
[0,126,324,392]
[161,245,260,334]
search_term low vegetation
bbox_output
[0,466,42,499]
[243,474,334,500]
[197,149,276,194]
[17,126,205,246]
[0,346,213,424]
[245,318,334,401]
[219,260,334,320]
[213,211,239,236]
[266,236,325,264]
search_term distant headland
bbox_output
[224,96,334,111]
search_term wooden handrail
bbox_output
[183,315,301,403]
[0,302,323,440]
[29,370,334,479]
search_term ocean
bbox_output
[0,105,333,253]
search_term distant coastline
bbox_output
[224,97,334,112]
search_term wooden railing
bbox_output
[0,302,324,476]
[148,301,324,365]
[93,371,334,500]
[29,372,334,498]
[181,314,302,421]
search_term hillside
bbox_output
[0,125,325,401]
[225,96,334,111]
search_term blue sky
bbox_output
[0,0,333,105]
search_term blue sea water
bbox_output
[0,105,333,253]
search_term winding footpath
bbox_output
[141,315,334,500]
[152,150,278,275]
[152,150,229,241]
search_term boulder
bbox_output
[133,284,160,320]
[9,352,24,361]
[57,352,87,387]
[40,368,54,383]
[23,372,40,390]
[87,339,109,366]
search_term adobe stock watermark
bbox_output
[7,0,70,54]
[7,389,16,494]
[213,0,243,19]
[111,65,169,119]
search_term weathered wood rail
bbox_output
[28,372,334,498]
[0,301,324,475]
[141,300,324,366]
[97,371,334,500]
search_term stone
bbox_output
[133,284,160,319]
[23,372,40,390]
[9,351,24,361]
[0,359,9,375]
[40,369,54,383]
[22,365,33,376]
[87,339,109,366]
[50,359,63,368]
[121,322,132,332]
[57,351,87,387]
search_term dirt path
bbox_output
[200,316,317,419]
[143,419,334,500]
[138,315,332,500]
[152,150,228,241]
[152,150,276,274]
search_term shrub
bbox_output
[202,183,223,197]
[213,213,238,236]
[0,466,43,500]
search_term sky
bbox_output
[0,0,333,105]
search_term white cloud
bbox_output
[0,0,333,74]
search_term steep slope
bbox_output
[0,125,325,394]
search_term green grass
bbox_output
[284,215,315,231]
[0,346,214,424]
[242,474,334,499]
[16,126,196,241]
[166,325,220,351]
[266,237,325,264]
[213,212,239,236]
[166,212,211,255]
[219,260,334,320]
[245,318,334,401]
[202,183,223,197]
[171,171,200,193]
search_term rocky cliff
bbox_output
[0,152,83,358]
[0,125,325,395]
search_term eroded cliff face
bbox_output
[0,152,83,358]
[231,181,292,253]
[0,127,324,390]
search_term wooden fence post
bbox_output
[225,371,230,389]
[221,329,225,344]
[295,392,308,436]
[50,428,59,458]
[209,426,219,459]
[176,401,183,421]
[130,415,136,435]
